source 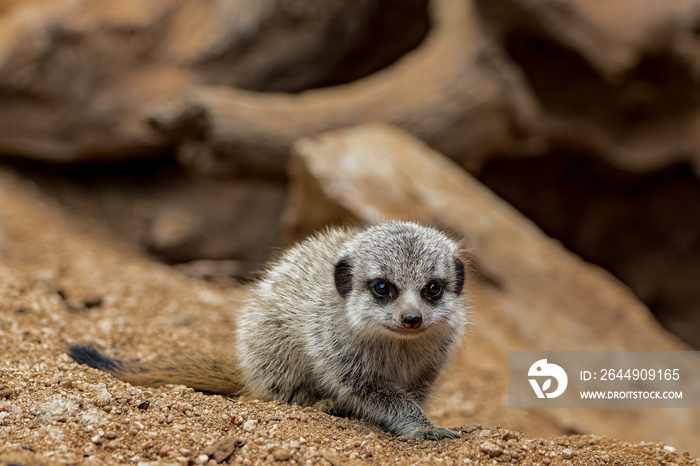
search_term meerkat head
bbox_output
[334,221,466,339]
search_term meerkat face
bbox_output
[334,222,466,339]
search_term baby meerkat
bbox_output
[69,221,467,440]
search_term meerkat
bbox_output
[69,221,467,440]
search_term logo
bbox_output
[528,359,568,398]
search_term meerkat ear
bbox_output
[453,257,465,295]
[334,258,353,298]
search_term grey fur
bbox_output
[70,221,467,440]
[237,221,467,439]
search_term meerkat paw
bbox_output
[312,399,336,412]
[410,425,461,441]
[312,399,351,418]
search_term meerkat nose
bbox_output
[402,314,423,329]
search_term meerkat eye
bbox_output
[369,280,397,300]
[422,281,444,301]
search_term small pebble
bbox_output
[272,448,292,461]
[562,448,574,459]
[242,420,256,432]
[59,379,73,389]
[94,383,112,407]
[663,445,676,452]
[159,444,173,457]
[203,435,245,463]
[195,454,209,465]
[480,441,503,457]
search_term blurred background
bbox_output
[1,0,700,350]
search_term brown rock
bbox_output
[203,436,245,463]
[163,0,539,179]
[271,447,293,461]
[478,0,700,174]
[480,441,503,457]
[1,0,699,185]
[0,0,418,167]
[155,0,700,180]
[158,444,172,457]
[60,379,74,390]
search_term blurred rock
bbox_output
[478,154,700,349]
[286,123,698,452]
[164,0,540,178]
[36,396,81,424]
[3,0,700,177]
[20,162,286,276]
[476,0,700,174]
[0,0,427,165]
[155,0,700,177]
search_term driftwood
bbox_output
[0,0,427,164]
[150,0,541,177]
[3,0,700,175]
[476,0,700,173]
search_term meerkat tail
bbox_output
[67,344,244,395]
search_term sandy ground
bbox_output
[0,168,698,465]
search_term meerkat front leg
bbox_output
[339,383,460,440]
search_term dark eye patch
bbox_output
[454,257,465,295]
[334,259,353,298]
